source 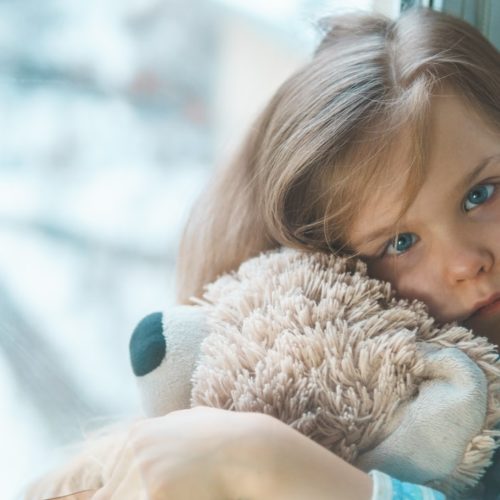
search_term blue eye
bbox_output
[385,232,418,256]
[463,184,495,212]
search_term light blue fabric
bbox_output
[369,470,446,500]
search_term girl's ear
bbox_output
[129,306,210,417]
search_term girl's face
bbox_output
[349,92,500,345]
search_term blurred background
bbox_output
[1,0,497,497]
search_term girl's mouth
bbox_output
[469,293,500,320]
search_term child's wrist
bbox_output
[250,414,372,500]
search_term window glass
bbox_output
[1,1,393,497]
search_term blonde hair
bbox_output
[176,7,500,304]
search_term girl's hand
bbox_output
[91,406,273,500]
[91,406,372,500]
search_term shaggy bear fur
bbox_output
[190,248,500,498]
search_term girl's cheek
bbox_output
[367,256,433,302]
[366,260,395,284]
[479,193,500,221]
[366,253,419,289]
[366,260,409,296]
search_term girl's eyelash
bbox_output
[380,233,418,258]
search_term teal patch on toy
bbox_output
[130,312,165,376]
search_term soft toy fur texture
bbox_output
[190,247,500,498]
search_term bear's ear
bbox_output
[129,305,210,417]
[355,346,488,489]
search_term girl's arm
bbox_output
[89,406,373,500]
[25,407,446,500]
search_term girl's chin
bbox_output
[462,315,500,347]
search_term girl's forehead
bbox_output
[348,92,500,250]
[347,125,416,247]
[348,175,407,250]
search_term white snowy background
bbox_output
[0,0,394,497]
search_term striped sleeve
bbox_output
[369,470,446,500]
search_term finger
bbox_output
[51,491,98,499]
[74,492,97,500]
[92,437,143,500]
[92,468,146,500]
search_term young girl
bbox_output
[26,6,500,500]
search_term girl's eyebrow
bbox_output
[353,225,398,251]
[357,154,500,248]
[458,153,500,192]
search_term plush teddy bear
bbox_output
[130,247,500,499]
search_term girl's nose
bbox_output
[441,236,494,284]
